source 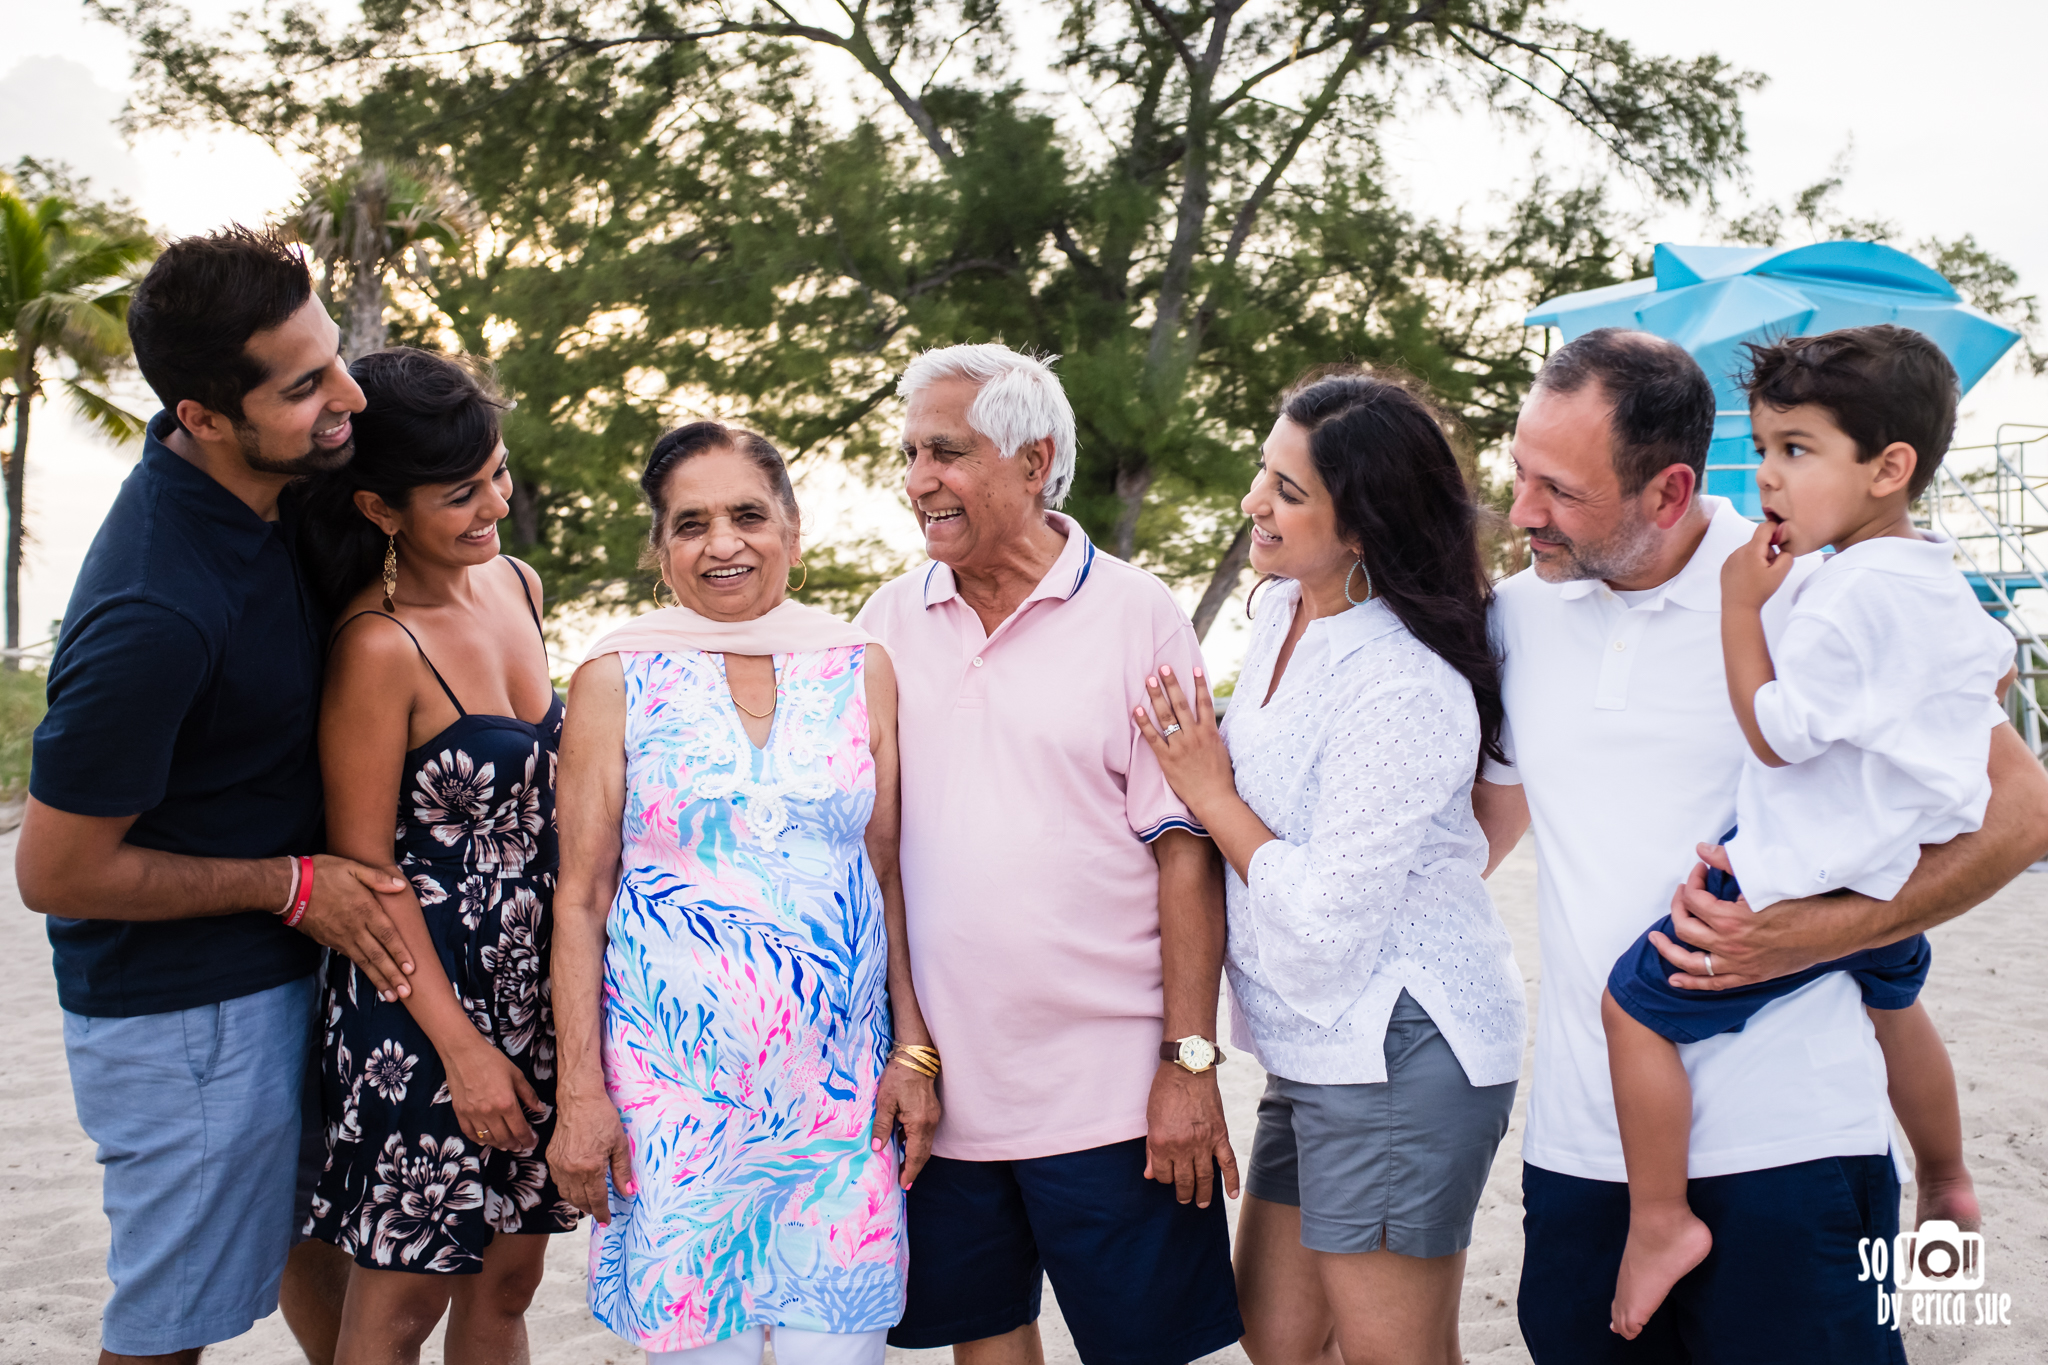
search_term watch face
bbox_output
[1178,1036,1217,1070]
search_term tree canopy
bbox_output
[286,157,484,359]
[100,1,1765,627]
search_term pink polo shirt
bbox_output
[856,514,1208,1161]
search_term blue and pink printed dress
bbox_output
[591,645,905,1350]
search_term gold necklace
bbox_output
[730,662,778,719]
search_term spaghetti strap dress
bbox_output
[305,557,581,1273]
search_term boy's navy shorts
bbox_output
[887,1136,1242,1365]
[1608,825,1932,1044]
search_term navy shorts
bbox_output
[888,1136,1242,1365]
[1608,825,1932,1044]
[1519,1157,1906,1364]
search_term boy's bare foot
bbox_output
[1611,1207,1713,1339]
[1915,1165,1981,1232]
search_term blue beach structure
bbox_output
[1525,241,2022,519]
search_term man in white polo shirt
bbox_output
[1474,328,2048,1362]
[856,344,1242,1365]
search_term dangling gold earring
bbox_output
[653,577,675,608]
[382,535,398,612]
[788,559,807,593]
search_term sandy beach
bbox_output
[2,830,2042,1363]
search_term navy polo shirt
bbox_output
[32,412,324,1017]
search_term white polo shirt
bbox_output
[1488,496,1894,1182]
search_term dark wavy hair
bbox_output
[295,347,509,616]
[1740,324,1959,499]
[639,420,797,565]
[128,225,312,431]
[1274,368,1505,768]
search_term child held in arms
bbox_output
[1600,324,2017,1339]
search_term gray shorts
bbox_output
[1245,990,1516,1258]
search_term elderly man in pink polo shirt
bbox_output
[856,344,1242,1365]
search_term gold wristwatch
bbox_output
[1160,1035,1225,1074]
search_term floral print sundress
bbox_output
[589,644,905,1350]
[306,560,580,1272]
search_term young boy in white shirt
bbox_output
[1600,324,2018,1338]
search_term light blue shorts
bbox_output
[63,974,317,1355]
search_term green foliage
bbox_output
[0,663,46,796]
[98,1,1760,622]
[0,160,158,656]
[1,160,155,440]
[285,157,483,358]
[791,535,917,621]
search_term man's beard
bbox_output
[1529,502,1660,584]
[235,420,354,477]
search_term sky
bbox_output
[5,0,2047,670]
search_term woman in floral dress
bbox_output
[296,348,578,1363]
[548,421,939,1365]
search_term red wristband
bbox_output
[283,855,315,928]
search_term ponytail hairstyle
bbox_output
[1276,368,1506,768]
[295,347,509,617]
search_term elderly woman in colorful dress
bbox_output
[548,420,939,1365]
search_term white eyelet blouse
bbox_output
[1219,579,1526,1087]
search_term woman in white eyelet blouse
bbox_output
[1219,576,1525,1088]
[1137,369,1525,1365]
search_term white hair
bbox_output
[898,343,1078,508]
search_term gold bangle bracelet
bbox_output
[889,1045,941,1078]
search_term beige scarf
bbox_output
[580,598,869,665]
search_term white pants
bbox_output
[649,1326,888,1365]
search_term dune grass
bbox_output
[0,667,47,799]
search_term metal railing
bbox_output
[1919,425,2048,758]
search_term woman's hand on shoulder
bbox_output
[1134,664,1236,818]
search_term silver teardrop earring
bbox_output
[1345,557,1372,605]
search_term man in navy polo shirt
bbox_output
[17,228,420,1365]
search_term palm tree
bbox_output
[0,171,157,669]
[286,159,481,359]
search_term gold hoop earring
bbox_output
[789,559,807,593]
[654,578,677,608]
[382,535,398,612]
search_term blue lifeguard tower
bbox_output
[1528,243,2048,752]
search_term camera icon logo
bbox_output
[1894,1220,1985,1291]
